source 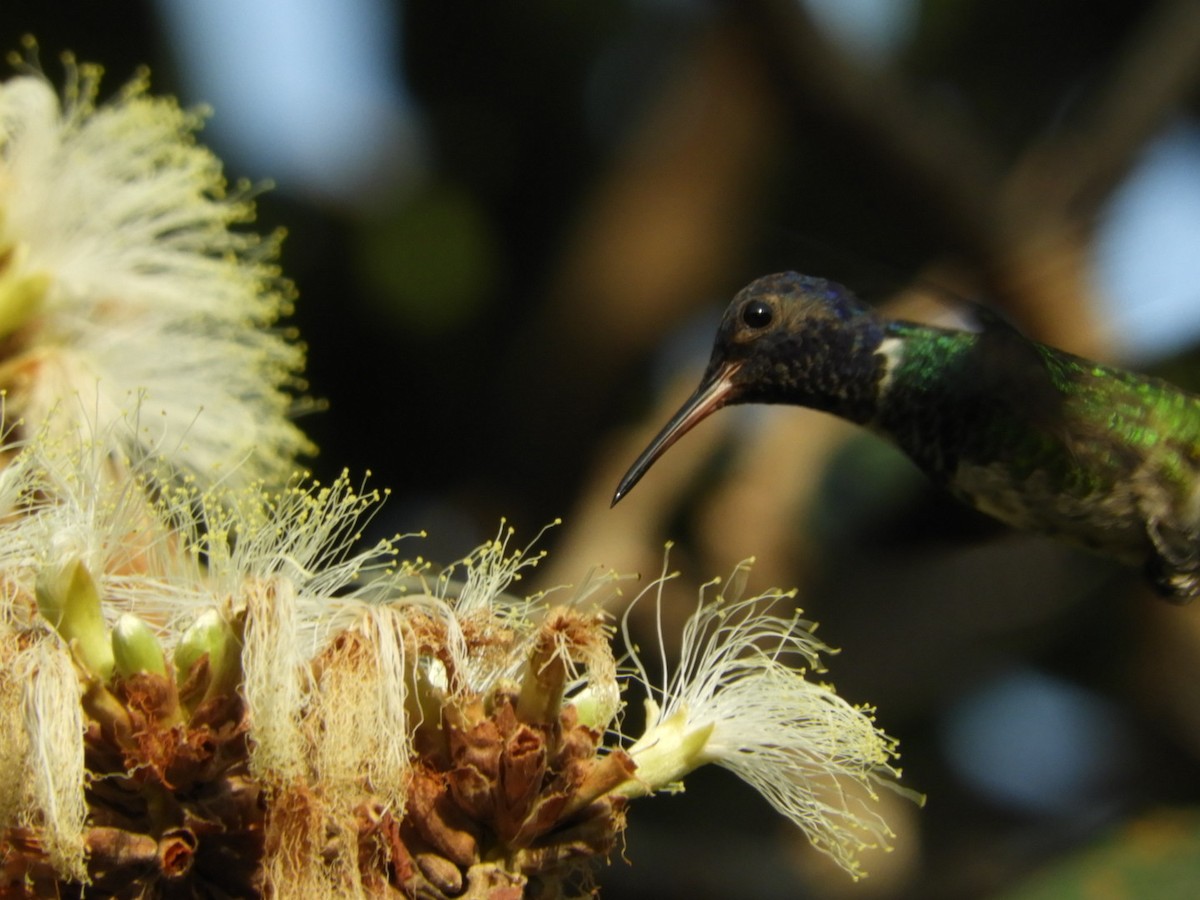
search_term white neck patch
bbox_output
[875,336,905,398]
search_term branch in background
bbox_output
[1020,0,1200,222]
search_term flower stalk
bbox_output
[616,703,715,796]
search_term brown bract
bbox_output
[1,667,260,898]
[394,693,634,900]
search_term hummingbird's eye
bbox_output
[741,300,773,329]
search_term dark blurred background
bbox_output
[8,1,1200,897]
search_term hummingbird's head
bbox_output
[612,272,886,505]
[711,272,885,405]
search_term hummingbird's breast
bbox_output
[950,458,1152,563]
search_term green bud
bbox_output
[174,609,238,702]
[36,558,114,681]
[568,684,621,732]
[112,613,168,678]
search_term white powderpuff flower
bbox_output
[0,46,311,488]
[0,425,48,589]
[619,554,914,879]
[308,603,413,807]
[195,471,401,643]
[3,631,87,881]
[5,427,192,639]
[429,520,556,693]
[185,471,404,783]
[4,434,411,793]
[241,575,311,784]
[2,437,422,896]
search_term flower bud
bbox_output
[566,684,621,733]
[112,613,168,679]
[35,558,114,681]
[174,608,238,704]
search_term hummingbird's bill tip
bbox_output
[608,361,741,510]
[610,470,640,507]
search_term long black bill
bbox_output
[611,361,742,506]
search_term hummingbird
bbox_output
[612,272,1200,602]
